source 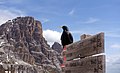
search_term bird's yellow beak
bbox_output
[59,26,62,28]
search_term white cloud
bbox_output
[78,17,99,24]
[106,33,120,38]
[71,30,90,34]
[110,44,120,49]
[107,34,120,38]
[103,30,120,38]
[71,30,83,34]
[0,1,4,4]
[106,55,120,63]
[43,29,61,46]
[0,9,25,24]
[71,30,99,35]
[68,9,75,16]
[0,0,23,4]
[86,18,99,23]
[40,18,49,24]
[106,55,120,73]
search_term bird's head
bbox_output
[61,26,69,31]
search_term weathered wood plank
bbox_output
[65,32,104,61]
[64,55,105,73]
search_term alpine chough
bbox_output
[61,26,73,48]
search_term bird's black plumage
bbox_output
[61,26,73,48]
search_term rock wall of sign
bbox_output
[62,33,105,73]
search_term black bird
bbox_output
[61,26,73,48]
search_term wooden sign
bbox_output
[65,32,104,61]
[64,55,105,73]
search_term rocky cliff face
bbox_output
[0,17,62,73]
[52,42,63,64]
[52,42,63,53]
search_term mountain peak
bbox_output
[0,16,62,73]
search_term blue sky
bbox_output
[0,0,120,73]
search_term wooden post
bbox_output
[62,32,105,73]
